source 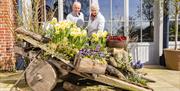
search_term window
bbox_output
[99,0,124,35]
[20,0,154,42]
[129,0,154,42]
[98,0,110,32]
[99,0,154,42]
[169,20,180,41]
[17,0,22,16]
[168,1,180,41]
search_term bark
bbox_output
[15,27,50,43]
[175,1,179,50]
[106,65,126,79]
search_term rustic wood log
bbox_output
[106,65,126,79]
[112,48,136,75]
[15,27,50,43]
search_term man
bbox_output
[87,3,105,36]
[66,1,84,26]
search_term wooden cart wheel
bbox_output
[25,60,57,91]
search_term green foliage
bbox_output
[127,74,148,86]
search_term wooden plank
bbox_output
[14,46,27,57]
[71,71,152,91]
[15,27,43,42]
[16,34,74,68]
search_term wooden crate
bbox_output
[74,57,107,74]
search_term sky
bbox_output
[99,0,140,20]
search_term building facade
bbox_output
[0,0,16,70]
[0,0,179,70]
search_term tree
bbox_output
[174,0,179,50]
[137,0,154,26]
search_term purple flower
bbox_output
[131,60,144,69]
[79,50,83,54]
[99,52,105,57]
[106,36,110,40]
[95,45,101,52]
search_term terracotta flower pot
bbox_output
[107,40,127,48]
[107,36,127,48]
[164,48,180,70]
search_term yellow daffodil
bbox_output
[92,33,99,42]
[54,23,61,31]
[50,17,57,25]
[102,31,108,38]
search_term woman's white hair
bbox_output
[91,3,100,11]
[73,1,81,7]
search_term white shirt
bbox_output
[87,12,105,36]
[66,12,84,23]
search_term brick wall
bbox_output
[0,0,16,71]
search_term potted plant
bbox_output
[164,0,180,70]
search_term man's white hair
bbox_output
[73,1,81,7]
[91,3,100,11]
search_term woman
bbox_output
[87,3,105,36]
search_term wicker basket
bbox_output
[106,36,127,48]
[107,40,127,48]
[164,49,180,70]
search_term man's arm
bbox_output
[66,14,71,21]
[79,12,84,22]
[98,17,105,31]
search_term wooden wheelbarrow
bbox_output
[14,27,153,91]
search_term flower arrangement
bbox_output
[78,45,107,65]
[131,60,144,69]
[45,18,88,60]
[90,31,108,50]
[48,18,87,46]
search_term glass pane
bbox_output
[46,0,58,20]
[142,21,154,42]
[104,22,111,33]
[78,0,89,21]
[168,1,180,19]
[99,0,110,20]
[169,20,180,41]
[142,0,154,21]
[129,21,141,42]
[129,0,141,20]
[112,0,124,20]
[63,0,90,21]
[112,21,124,36]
